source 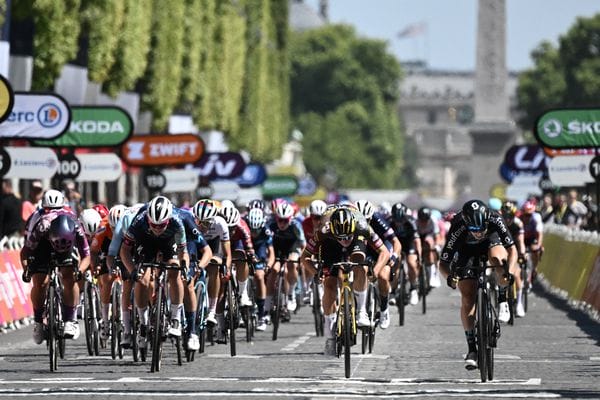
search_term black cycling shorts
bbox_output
[453,232,503,280]
[320,236,366,277]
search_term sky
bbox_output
[305,0,600,72]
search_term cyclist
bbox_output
[221,205,257,309]
[245,208,274,331]
[173,205,213,351]
[192,199,232,343]
[520,200,544,284]
[416,207,442,288]
[501,201,526,318]
[439,199,517,370]
[22,212,91,343]
[267,201,306,315]
[120,196,189,350]
[301,207,390,356]
[301,199,328,303]
[389,203,422,306]
[106,203,144,348]
[355,200,401,329]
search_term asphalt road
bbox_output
[0,281,598,399]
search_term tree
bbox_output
[290,24,405,189]
[517,14,600,131]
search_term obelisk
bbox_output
[468,0,515,199]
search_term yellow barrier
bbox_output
[538,226,600,312]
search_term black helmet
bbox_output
[391,202,407,221]
[417,207,431,221]
[330,208,356,239]
[246,199,265,210]
[462,200,489,232]
[48,215,76,253]
[501,201,517,220]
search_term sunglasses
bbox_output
[335,234,353,241]
[148,219,169,230]
[276,217,291,224]
[467,225,486,233]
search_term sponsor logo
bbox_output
[542,119,562,138]
[37,103,62,128]
[13,157,57,169]
[70,120,125,134]
[126,142,200,160]
[544,118,600,137]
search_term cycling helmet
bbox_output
[355,200,375,220]
[461,200,489,232]
[247,208,265,230]
[147,196,173,225]
[92,203,109,219]
[42,189,65,209]
[329,208,356,239]
[108,204,127,229]
[275,202,294,220]
[309,200,327,217]
[222,206,240,227]
[391,202,407,221]
[501,201,517,219]
[271,198,287,213]
[221,199,235,210]
[488,197,502,212]
[417,207,431,222]
[80,209,102,237]
[522,200,536,214]
[48,215,76,253]
[193,199,219,221]
[246,199,265,210]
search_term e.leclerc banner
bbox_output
[0,92,71,140]
[34,106,133,147]
[535,108,600,149]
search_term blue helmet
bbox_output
[48,215,76,253]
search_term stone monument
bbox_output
[468,0,515,199]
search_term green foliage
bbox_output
[104,0,153,96]
[27,0,82,90]
[178,0,204,113]
[0,0,6,29]
[517,14,600,130]
[82,0,125,83]
[194,0,217,129]
[141,0,186,131]
[290,24,405,189]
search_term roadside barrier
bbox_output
[538,224,600,317]
[0,237,33,333]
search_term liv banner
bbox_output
[34,106,133,147]
[535,108,600,149]
[0,92,71,139]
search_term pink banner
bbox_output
[0,250,33,324]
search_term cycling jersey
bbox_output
[416,217,439,237]
[521,212,543,244]
[108,207,143,257]
[390,215,420,254]
[302,217,320,243]
[268,218,306,257]
[247,224,274,270]
[505,217,524,242]
[91,218,113,255]
[229,218,255,254]
[200,215,230,258]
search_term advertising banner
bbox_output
[535,108,600,149]
[503,144,549,173]
[262,175,299,197]
[162,169,199,193]
[195,152,247,180]
[76,153,123,182]
[499,162,518,183]
[543,147,595,157]
[505,174,542,202]
[121,134,204,166]
[0,250,33,324]
[3,146,58,179]
[210,180,240,201]
[548,155,594,187]
[0,74,14,123]
[34,106,133,147]
[0,92,71,139]
[236,162,267,187]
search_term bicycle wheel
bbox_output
[507,282,516,326]
[368,284,377,354]
[83,282,94,356]
[48,285,58,372]
[92,285,101,355]
[272,274,283,341]
[397,267,406,326]
[343,288,352,379]
[151,286,164,373]
[131,303,139,362]
[419,265,427,315]
[521,264,529,313]
[227,280,237,356]
[196,281,208,355]
[476,287,488,382]
[312,281,324,337]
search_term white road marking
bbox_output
[590,356,600,361]
[495,354,521,360]
[205,354,261,359]
[281,334,312,352]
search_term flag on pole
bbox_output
[397,22,427,39]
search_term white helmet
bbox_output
[247,208,265,230]
[275,202,294,220]
[108,204,127,229]
[80,209,102,237]
[378,201,392,217]
[221,199,235,210]
[222,207,240,227]
[147,196,172,225]
[309,200,327,217]
[42,189,64,209]
[192,199,219,221]
[355,199,375,220]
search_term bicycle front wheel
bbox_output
[343,289,352,379]
[476,287,488,382]
[227,281,237,357]
[83,282,93,356]
[312,282,323,337]
[419,265,427,314]
[272,275,283,341]
[151,287,164,373]
[48,285,58,372]
[398,267,406,326]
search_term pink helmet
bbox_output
[522,201,536,214]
